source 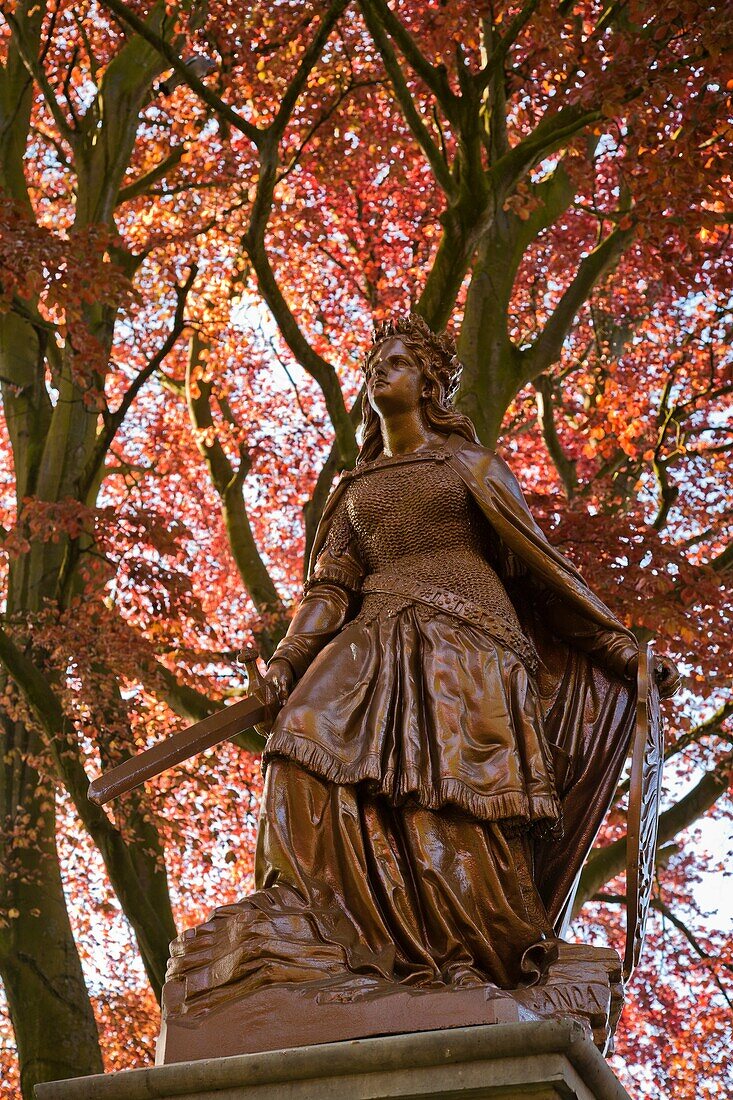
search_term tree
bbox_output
[0,2,730,1095]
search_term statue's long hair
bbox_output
[357,314,478,464]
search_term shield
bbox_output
[624,641,664,980]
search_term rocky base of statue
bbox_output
[157,941,624,1065]
[514,942,624,1053]
[35,1019,632,1100]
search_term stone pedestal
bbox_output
[158,977,539,1064]
[35,1019,632,1099]
[157,944,624,1063]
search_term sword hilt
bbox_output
[238,646,269,700]
[237,647,278,737]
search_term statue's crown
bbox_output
[369,313,462,402]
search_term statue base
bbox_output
[157,976,538,1065]
[35,1020,632,1099]
[156,943,624,1065]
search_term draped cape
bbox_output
[307,434,646,930]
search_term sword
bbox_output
[87,649,278,807]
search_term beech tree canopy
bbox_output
[0,2,730,1096]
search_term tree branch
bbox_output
[152,661,265,755]
[78,265,197,504]
[185,332,286,657]
[179,0,358,469]
[116,145,186,205]
[534,373,578,497]
[491,104,602,198]
[477,0,540,92]
[651,456,679,532]
[356,0,457,116]
[99,0,260,144]
[650,373,682,531]
[244,229,358,467]
[594,892,733,1007]
[270,0,349,143]
[4,7,77,144]
[279,77,383,181]
[359,0,455,194]
[711,542,733,575]
[617,698,733,800]
[572,750,733,916]
[522,224,635,382]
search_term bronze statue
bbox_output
[94,316,679,1063]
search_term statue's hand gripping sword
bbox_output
[87,649,279,807]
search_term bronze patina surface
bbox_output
[92,315,677,1064]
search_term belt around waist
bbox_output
[361,572,538,674]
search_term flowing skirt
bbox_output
[166,759,554,1018]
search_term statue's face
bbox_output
[366,337,425,417]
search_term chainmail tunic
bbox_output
[331,451,534,666]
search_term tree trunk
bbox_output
[0,715,103,1099]
[0,305,177,1083]
[457,214,526,446]
[0,311,105,1084]
[456,167,587,447]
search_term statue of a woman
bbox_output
[164,315,677,1048]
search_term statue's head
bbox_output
[357,313,477,463]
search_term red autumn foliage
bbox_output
[0,2,731,1096]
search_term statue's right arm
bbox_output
[267,581,357,686]
[266,501,363,694]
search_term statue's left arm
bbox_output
[486,451,679,695]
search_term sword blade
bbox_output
[87,693,276,807]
